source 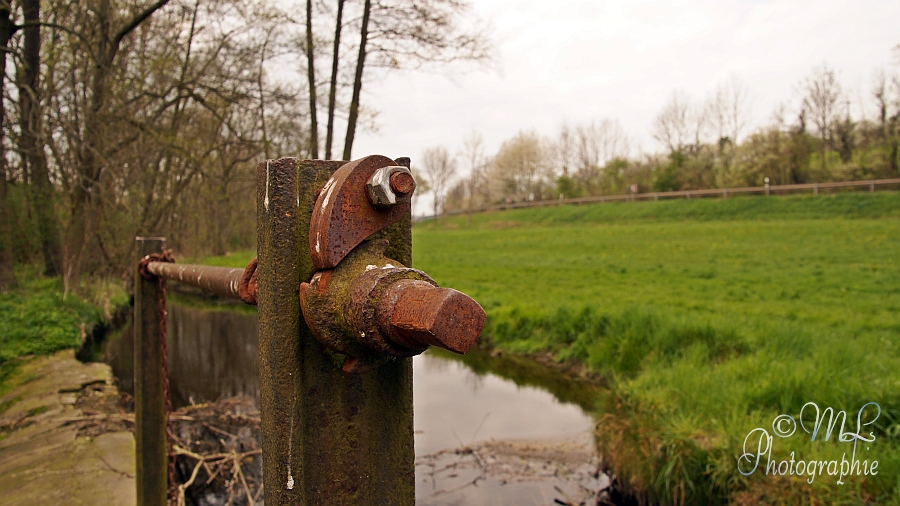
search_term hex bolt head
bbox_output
[378,280,485,354]
[366,166,416,207]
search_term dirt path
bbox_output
[0,350,135,505]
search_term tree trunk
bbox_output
[891,139,899,175]
[65,0,171,288]
[0,3,15,291]
[342,0,370,160]
[0,167,13,292]
[66,0,111,289]
[21,0,62,276]
[324,0,344,160]
[305,0,318,158]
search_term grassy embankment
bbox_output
[0,266,128,405]
[186,191,900,504]
[413,192,900,505]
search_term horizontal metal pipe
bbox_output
[146,262,244,300]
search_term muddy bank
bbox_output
[165,397,614,506]
[416,435,611,506]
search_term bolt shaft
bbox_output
[378,280,484,354]
[389,171,416,195]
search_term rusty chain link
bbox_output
[139,250,178,503]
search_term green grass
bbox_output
[183,250,257,268]
[440,191,900,227]
[0,360,24,396]
[0,265,129,364]
[413,192,900,504]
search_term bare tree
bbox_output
[575,120,629,169]
[570,119,629,194]
[20,0,62,276]
[489,130,551,202]
[58,0,172,287]
[343,0,371,160]
[458,130,486,220]
[305,0,318,158]
[342,0,490,158]
[705,78,751,145]
[409,165,430,216]
[324,0,345,160]
[802,64,843,169]
[873,69,900,174]
[653,90,705,154]
[30,0,307,277]
[0,0,15,290]
[420,146,456,217]
[551,122,575,176]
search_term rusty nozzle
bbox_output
[378,279,485,355]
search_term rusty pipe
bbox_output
[145,262,245,301]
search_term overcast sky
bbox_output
[352,0,900,180]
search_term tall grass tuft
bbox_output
[479,305,900,504]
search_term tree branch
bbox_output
[112,0,171,51]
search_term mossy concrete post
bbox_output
[256,158,415,505]
[134,237,167,506]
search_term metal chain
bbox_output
[157,275,177,503]
[140,250,177,503]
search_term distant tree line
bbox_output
[0,0,489,292]
[423,53,900,217]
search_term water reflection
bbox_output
[413,354,593,455]
[167,303,259,407]
[101,297,597,454]
[98,297,608,503]
[102,300,259,408]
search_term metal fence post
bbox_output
[134,237,167,506]
[256,158,415,505]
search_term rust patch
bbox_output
[309,155,412,270]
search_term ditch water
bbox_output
[98,296,607,505]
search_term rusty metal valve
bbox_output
[301,155,486,373]
[301,239,485,373]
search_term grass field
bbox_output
[413,192,900,505]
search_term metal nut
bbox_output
[366,166,416,207]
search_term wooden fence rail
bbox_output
[444,177,900,216]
